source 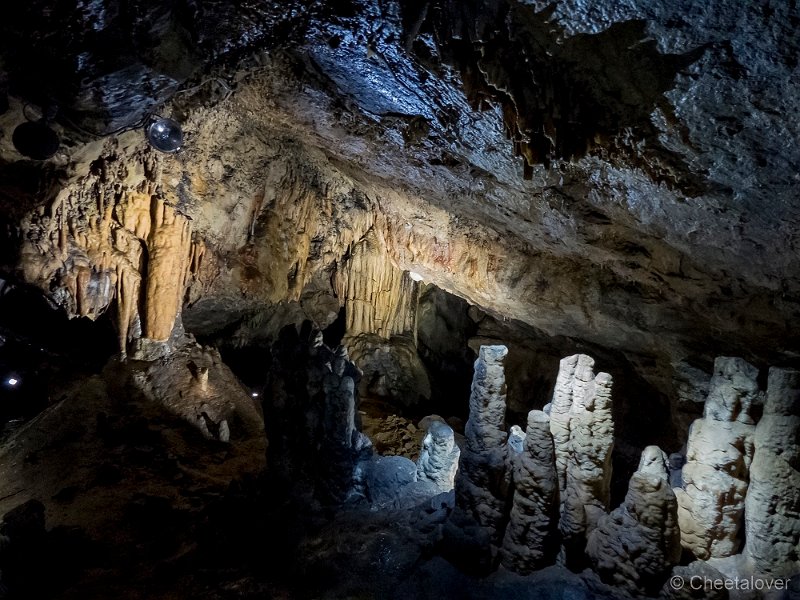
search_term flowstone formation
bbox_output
[587,445,681,596]
[744,367,800,577]
[454,345,511,548]
[500,409,559,574]
[17,148,200,357]
[548,354,614,563]
[675,357,759,559]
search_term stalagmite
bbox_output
[548,354,614,562]
[416,420,461,493]
[675,357,758,559]
[587,446,681,596]
[744,367,800,576]
[500,410,559,574]
[454,344,511,546]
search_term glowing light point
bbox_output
[7,378,18,387]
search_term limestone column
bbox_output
[587,446,681,596]
[416,420,461,493]
[500,409,559,574]
[675,357,758,559]
[549,354,614,562]
[744,367,800,576]
[454,344,511,546]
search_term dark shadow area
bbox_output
[0,278,117,431]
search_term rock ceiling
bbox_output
[0,0,798,383]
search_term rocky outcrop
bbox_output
[500,409,559,574]
[454,344,511,547]
[675,357,759,560]
[346,334,431,409]
[130,338,264,443]
[744,367,800,576]
[416,420,460,493]
[587,445,681,596]
[549,354,614,562]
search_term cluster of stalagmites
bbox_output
[447,348,800,596]
[673,358,800,579]
[448,347,635,578]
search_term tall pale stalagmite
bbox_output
[455,345,511,545]
[675,357,758,559]
[587,446,681,596]
[549,354,614,561]
[500,409,559,574]
[744,367,800,576]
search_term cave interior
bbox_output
[0,1,798,599]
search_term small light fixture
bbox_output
[409,271,424,282]
[146,117,183,153]
[13,111,60,160]
[6,377,19,387]
[251,391,260,398]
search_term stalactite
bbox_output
[334,228,418,339]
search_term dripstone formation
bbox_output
[454,345,512,547]
[416,420,461,494]
[744,367,800,577]
[266,324,365,503]
[500,409,559,574]
[587,446,681,596]
[675,357,759,559]
[549,354,614,563]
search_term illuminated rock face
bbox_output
[587,446,681,596]
[19,148,197,355]
[744,367,800,577]
[548,354,614,563]
[416,420,460,493]
[454,345,511,547]
[675,357,759,559]
[500,409,559,574]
